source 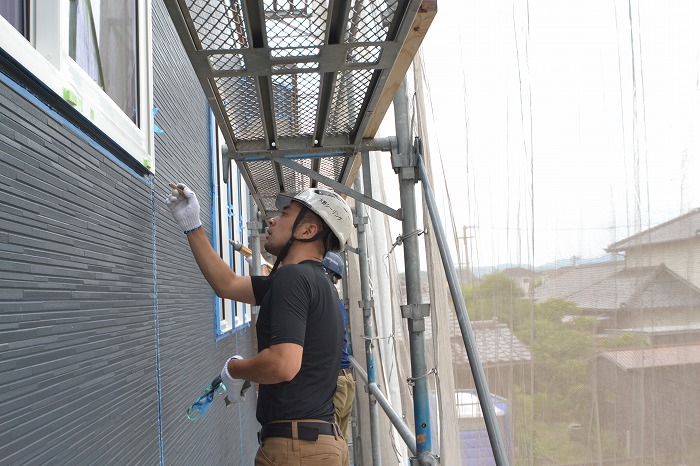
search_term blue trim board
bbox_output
[149,182,165,466]
[208,110,224,337]
[214,321,251,343]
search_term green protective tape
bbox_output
[62,87,82,109]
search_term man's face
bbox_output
[264,200,303,256]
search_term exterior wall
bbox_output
[625,240,700,288]
[0,1,257,464]
[597,358,700,461]
[617,307,699,329]
[0,74,161,464]
[151,1,258,464]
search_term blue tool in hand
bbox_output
[186,376,251,421]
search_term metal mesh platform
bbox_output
[165,0,435,217]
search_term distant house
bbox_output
[597,344,700,459]
[501,267,538,296]
[531,211,700,464]
[538,263,700,332]
[535,209,700,336]
[534,261,624,304]
[450,319,531,397]
[607,207,700,288]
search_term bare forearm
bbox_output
[186,227,255,303]
[187,227,232,291]
[228,345,302,384]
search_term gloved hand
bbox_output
[164,183,202,234]
[220,355,251,404]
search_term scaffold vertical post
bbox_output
[354,174,382,465]
[341,248,362,463]
[392,78,438,466]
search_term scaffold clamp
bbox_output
[401,303,430,319]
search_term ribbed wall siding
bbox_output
[151,0,257,464]
[0,78,160,464]
[0,1,257,464]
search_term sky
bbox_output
[389,0,700,269]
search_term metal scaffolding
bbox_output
[163,1,509,465]
[163,0,434,218]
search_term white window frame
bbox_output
[235,169,251,326]
[217,172,235,334]
[215,129,251,335]
[0,0,154,169]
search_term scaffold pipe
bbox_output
[354,175,382,465]
[350,356,417,455]
[417,155,510,466]
[394,78,437,466]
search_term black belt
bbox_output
[259,421,337,442]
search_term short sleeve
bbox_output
[267,266,313,346]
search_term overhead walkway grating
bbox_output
[164,0,436,217]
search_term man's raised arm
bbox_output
[164,182,256,305]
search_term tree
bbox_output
[462,276,604,462]
[515,299,596,422]
[463,273,530,327]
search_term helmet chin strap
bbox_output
[268,206,330,275]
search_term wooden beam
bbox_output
[344,0,437,188]
[362,0,437,138]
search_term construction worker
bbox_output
[165,184,352,465]
[322,251,356,451]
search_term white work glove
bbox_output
[164,183,202,234]
[220,355,250,404]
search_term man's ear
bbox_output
[296,221,319,239]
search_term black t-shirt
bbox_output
[251,260,343,425]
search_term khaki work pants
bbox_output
[254,420,349,466]
[333,369,356,441]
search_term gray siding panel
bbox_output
[151,0,257,464]
[0,0,257,464]
[0,76,159,465]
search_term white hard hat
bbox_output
[276,188,353,251]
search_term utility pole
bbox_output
[456,225,474,285]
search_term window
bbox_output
[0,1,28,37]
[214,128,252,335]
[68,0,139,125]
[0,0,153,169]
